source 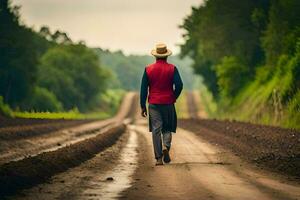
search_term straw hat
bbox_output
[151,43,172,58]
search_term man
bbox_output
[140,43,183,166]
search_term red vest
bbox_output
[146,60,176,104]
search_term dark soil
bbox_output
[0,117,92,129]
[178,119,300,179]
[0,119,93,140]
[0,124,126,197]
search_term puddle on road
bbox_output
[81,125,138,200]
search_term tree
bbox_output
[262,0,300,65]
[0,0,39,107]
[215,56,250,97]
[38,44,109,111]
[51,30,72,44]
[180,0,270,98]
[27,87,63,112]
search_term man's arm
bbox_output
[173,67,183,99]
[140,69,148,116]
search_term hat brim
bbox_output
[151,49,172,58]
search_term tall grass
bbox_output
[175,91,189,119]
[198,84,217,118]
[0,96,13,117]
[196,46,300,130]
[12,109,110,120]
[215,52,300,130]
[1,89,125,120]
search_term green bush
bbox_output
[0,96,13,117]
[215,48,300,129]
[38,44,109,112]
[215,56,249,98]
[284,90,300,129]
[96,89,125,114]
[27,87,63,112]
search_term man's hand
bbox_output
[141,107,147,117]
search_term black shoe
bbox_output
[163,148,171,163]
[155,158,163,166]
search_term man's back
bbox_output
[146,60,176,104]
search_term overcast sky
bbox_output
[13,0,202,55]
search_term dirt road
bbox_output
[2,92,300,200]
[9,116,300,200]
[186,90,207,119]
[0,92,136,165]
[123,119,300,200]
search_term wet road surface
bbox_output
[122,119,300,200]
[4,92,300,200]
[9,117,300,200]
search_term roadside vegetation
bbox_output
[0,96,13,118]
[0,1,124,119]
[175,91,189,119]
[181,0,300,130]
[0,0,198,120]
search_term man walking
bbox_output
[140,43,183,165]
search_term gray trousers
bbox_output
[149,105,172,159]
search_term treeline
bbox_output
[95,48,198,91]
[181,0,300,128]
[0,0,109,112]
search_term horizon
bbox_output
[12,0,203,55]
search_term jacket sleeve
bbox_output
[173,67,183,99]
[140,69,149,109]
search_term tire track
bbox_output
[0,93,137,165]
[0,124,125,197]
[186,91,199,119]
[122,121,300,200]
[0,92,139,198]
